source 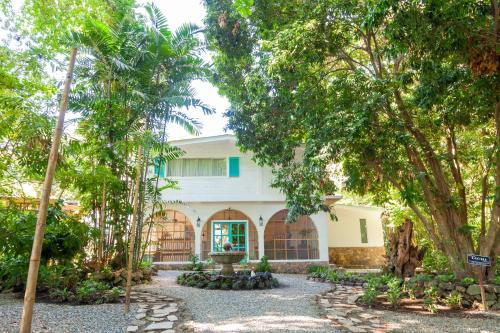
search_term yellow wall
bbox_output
[328,204,384,247]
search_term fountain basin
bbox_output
[209,251,246,275]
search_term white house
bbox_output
[143,134,386,272]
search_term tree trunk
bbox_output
[124,147,143,313]
[386,219,426,277]
[96,183,107,271]
[19,47,77,333]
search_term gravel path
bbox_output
[0,293,136,333]
[137,271,338,333]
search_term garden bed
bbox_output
[358,295,498,317]
[307,266,500,312]
[177,270,279,290]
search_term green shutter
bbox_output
[360,219,368,243]
[153,158,165,177]
[228,156,240,177]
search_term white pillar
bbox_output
[258,221,265,260]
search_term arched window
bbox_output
[142,210,195,262]
[201,209,259,260]
[264,210,319,260]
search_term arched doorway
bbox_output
[201,209,259,260]
[143,210,195,262]
[264,210,319,260]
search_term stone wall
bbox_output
[328,247,385,268]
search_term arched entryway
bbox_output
[142,209,195,262]
[264,210,319,260]
[201,209,259,260]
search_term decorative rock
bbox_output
[467,284,481,296]
[146,316,165,322]
[127,326,138,332]
[144,321,174,331]
[135,313,146,320]
[167,315,178,321]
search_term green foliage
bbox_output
[424,286,439,314]
[204,0,500,278]
[386,278,403,307]
[75,279,121,304]
[0,202,90,262]
[254,255,272,273]
[422,250,450,274]
[444,292,462,309]
[185,254,204,271]
[0,255,29,291]
[461,277,476,286]
[361,279,380,306]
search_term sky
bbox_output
[145,0,231,140]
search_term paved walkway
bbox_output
[137,271,338,333]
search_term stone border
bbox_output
[317,286,389,333]
[127,291,191,333]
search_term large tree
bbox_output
[204,0,500,278]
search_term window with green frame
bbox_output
[212,221,246,252]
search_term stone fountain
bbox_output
[209,243,246,275]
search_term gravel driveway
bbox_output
[138,271,338,333]
[0,293,136,333]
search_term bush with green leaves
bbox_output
[424,286,439,313]
[361,279,380,306]
[75,279,121,304]
[0,202,90,263]
[386,278,403,307]
[444,292,462,309]
[254,255,272,273]
[185,254,204,271]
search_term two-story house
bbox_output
[143,134,386,272]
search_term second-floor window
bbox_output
[167,158,227,177]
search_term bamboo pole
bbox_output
[124,147,143,313]
[19,47,77,333]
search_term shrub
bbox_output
[185,254,204,271]
[49,287,73,302]
[424,286,439,313]
[386,278,403,307]
[461,277,476,286]
[444,292,462,309]
[404,278,418,299]
[0,202,90,263]
[436,274,454,283]
[75,279,119,304]
[422,249,449,274]
[307,265,327,274]
[254,255,272,273]
[361,280,380,306]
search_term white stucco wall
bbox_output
[328,204,385,247]
[158,135,284,202]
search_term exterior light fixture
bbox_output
[196,216,201,227]
[259,215,264,226]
